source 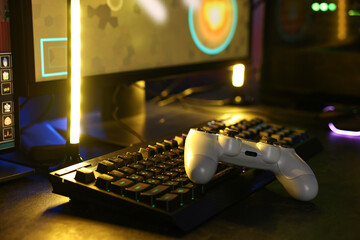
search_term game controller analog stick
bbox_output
[184,128,318,201]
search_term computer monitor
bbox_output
[9,0,252,97]
[0,0,16,152]
[0,0,34,182]
[262,0,360,109]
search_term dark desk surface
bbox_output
[1,103,360,240]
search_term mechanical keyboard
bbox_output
[49,117,322,231]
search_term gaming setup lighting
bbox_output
[232,63,245,88]
[323,106,360,137]
[63,0,82,166]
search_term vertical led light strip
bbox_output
[70,0,81,144]
[337,0,347,40]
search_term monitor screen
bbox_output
[0,0,16,151]
[10,0,251,95]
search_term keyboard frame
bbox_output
[49,120,322,231]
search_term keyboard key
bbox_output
[111,178,134,195]
[128,174,144,183]
[164,139,178,148]
[108,157,125,168]
[173,177,189,186]
[166,161,179,167]
[172,167,185,174]
[148,144,164,154]
[154,175,170,183]
[184,182,202,199]
[156,193,179,212]
[95,174,115,190]
[164,151,178,159]
[138,160,154,168]
[154,154,170,163]
[164,171,179,179]
[117,154,135,165]
[118,166,136,175]
[174,135,186,147]
[125,183,151,200]
[156,141,171,151]
[139,147,156,159]
[141,185,170,205]
[96,160,116,173]
[156,164,172,171]
[163,181,180,190]
[137,170,154,179]
[127,152,143,161]
[75,167,95,184]
[128,163,145,171]
[145,178,161,186]
[171,148,183,156]
[171,188,191,203]
[108,170,126,180]
[148,167,163,175]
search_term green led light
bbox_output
[320,2,328,11]
[152,205,155,208]
[349,10,360,16]
[312,2,320,11]
[328,3,337,11]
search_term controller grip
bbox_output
[185,154,218,184]
[276,174,318,201]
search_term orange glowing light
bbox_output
[201,0,229,33]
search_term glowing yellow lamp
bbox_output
[69,0,81,144]
[232,64,245,88]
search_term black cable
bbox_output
[112,84,147,143]
[157,82,226,107]
[150,78,184,103]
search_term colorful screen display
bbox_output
[0,0,15,150]
[30,0,251,82]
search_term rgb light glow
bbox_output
[320,2,328,11]
[328,123,360,137]
[349,10,360,16]
[328,3,337,11]
[311,3,320,11]
[232,64,245,87]
[312,2,337,12]
[70,0,81,144]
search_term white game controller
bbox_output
[184,128,318,201]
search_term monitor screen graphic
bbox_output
[30,0,251,83]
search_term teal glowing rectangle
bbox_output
[40,38,68,77]
[0,141,15,150]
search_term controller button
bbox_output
[245,151,257,157]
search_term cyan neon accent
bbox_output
[188,0,238,55]
[40,38,68,78]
